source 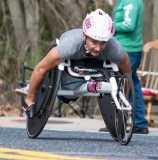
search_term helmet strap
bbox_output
[84,36,90,53]
[84,44,90,53]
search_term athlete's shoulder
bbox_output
[107,37,124,52]
[108,37,118,45]
[60,29,83,38]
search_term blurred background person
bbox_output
[100,0,148,134]
[113,0,148,134]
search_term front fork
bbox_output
[110,77,132,111]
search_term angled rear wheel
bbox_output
[98,95,118,141]
[26,42,61,138]
[27,67,61,138]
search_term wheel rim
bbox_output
[115,73,135,145]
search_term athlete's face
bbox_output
[83,34,107,56]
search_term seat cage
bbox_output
[57,60,119,97]
[58,59,119,78]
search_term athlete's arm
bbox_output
[116,52,132,75]
[26,47,62,105]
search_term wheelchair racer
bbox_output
[20,8,131,118]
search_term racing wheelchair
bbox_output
[26,40,136,145]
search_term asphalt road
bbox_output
[1,127,158,160]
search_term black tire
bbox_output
[98,95,118,141]
[26,42,62,138]
[115,73,136,145]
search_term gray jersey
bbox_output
[57,29,125,62]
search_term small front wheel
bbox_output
[115,73,136,145]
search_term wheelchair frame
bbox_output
[26,40,135,145]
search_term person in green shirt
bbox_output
[114,0,148,134]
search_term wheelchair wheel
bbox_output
[27,68,61,138]
[98,95,118,141]
[26,42,62,138]
[115,73,136,145]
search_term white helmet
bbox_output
[83,8,114,41]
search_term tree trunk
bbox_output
[152,0,158,40]
[61,0,86,29]
[24,0,40,52]
[7,0,27,51]
[143,0,153,44]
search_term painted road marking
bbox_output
[0,148,102,160]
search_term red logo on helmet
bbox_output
[83,16,95,31]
